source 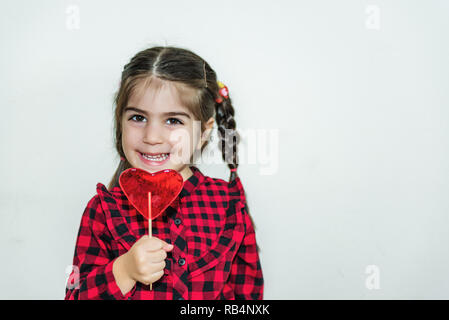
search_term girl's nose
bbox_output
[143,123,164,144]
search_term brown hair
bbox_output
[106,46,258,239]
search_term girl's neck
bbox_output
[179,165,193,182]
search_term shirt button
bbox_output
[174,218,182,226]
[178,258,186,266]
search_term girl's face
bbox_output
[121,79,214,181]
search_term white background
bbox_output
[1,0,448,299]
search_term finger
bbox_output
[146,238,174,252]
[151,270,164,282]
[149,261,166,272]
[149,250,167,263]
[156,238,173,251]
[143,238,164,251]
[142,270,164,285]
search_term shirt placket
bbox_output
[169,202,189,300]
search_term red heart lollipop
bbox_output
[119,168,184,220]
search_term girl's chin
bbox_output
[140,162,171,172]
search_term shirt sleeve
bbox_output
[65,195,136,300]
[228,199,264,299]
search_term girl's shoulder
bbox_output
[77,184,115,228]
[94,182,128,205]
[80,183,128,219]
[199,174,247,204]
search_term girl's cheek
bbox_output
[170,144,190,165]
[169,128,191,147]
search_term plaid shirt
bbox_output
[65,166,264,300]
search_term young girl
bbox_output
[65,46,264,300]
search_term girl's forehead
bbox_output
[128,79,192,114]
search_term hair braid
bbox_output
[215,96,240,182]
[214,89,259,241]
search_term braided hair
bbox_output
[203,67,240,182]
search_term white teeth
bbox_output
[141,153,169,161]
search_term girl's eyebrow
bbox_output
[124,106,191,119]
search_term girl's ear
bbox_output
[197,117,215,149]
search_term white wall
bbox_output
[1,0,448,299]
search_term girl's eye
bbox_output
[129,115,183,126]
[130,114,146,122]
[166,118,183,125]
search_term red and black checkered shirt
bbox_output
[65,166,264,300]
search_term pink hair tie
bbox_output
[120,156,125,161]
[230,168,237,172]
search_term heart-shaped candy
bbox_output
[119,168,184,220]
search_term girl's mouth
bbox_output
[139,152,170,166]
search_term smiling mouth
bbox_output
[139,152,170,162]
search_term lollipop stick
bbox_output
[148,191,152,238]
[148,191,153,291]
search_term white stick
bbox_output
[148,192,153,291]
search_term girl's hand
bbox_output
[121,235,174,286]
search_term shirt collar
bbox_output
[179,165,204,199]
